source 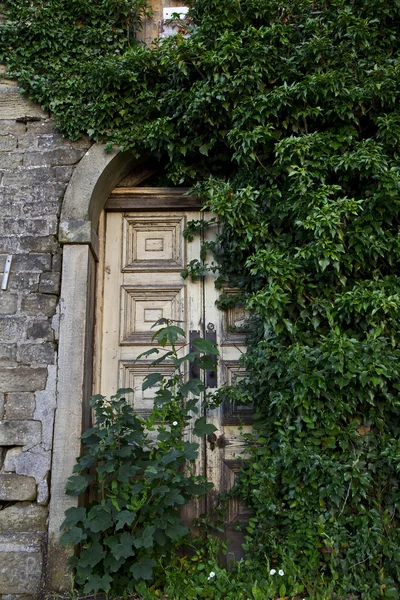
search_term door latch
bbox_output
[207,433,226,451]
[189,330,200,380]
[205,323,217,388]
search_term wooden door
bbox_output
[97,197,250,556]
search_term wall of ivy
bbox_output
[2,0,400,597]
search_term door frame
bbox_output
[48,148,202,591]
[48,145,138,591]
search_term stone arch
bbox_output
[47,144,138,591]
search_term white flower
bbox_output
[172,421,178,426]
[279,569,285,576]
[269,569,276,575]
[207,571,216,580]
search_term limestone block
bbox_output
[0,295,17,316]
[0,503,48,532]
[14,448,50,484]
[37,478,49,505]
[0,153,23,169]
[0,474,36,501]
[0,421,41,446]
[17,343,55,365]
[13,253,51,272]
[0,134,17,151]
[0,393,4,419]
[0,202,22,218]
[0,81,46,120]
[52,252,62,272]
[0,345,16,364]
[27,119,56,133]
[21,294,57,318]
[0,237,20,254]
[24,148,84,167]
[2,167,56,187]
[53,165,74,182]
[26,321,54,341]
[0,218,49,237]
[3,447,22,472]
[19,236,58,253]
[0,120,26,135]
[21,201,61,218]
[37,133,67,148]
[34,364,56,451]
[8,273,40,293]
[0,533,42,594]
[0,368,47,392]
[0,319,25,343]
[38,272,61,294]
[5,393,35,420]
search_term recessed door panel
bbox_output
[98,204,250,551]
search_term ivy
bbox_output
[2,0,400,596]
[61,323,217,596]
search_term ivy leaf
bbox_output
[130,555,157,581]
[154,389,173,405]
[180,378,205,396]
[193,416,217,437]
[133,525,156,549]
[161,449,183,464]
[195,355,217,370]
[182,441,199,460]
[118,462,140,482]
[165,522,189,540]
[79,541,106,568]
[163,488,185,506]
[62,506,87,529]
[142,373,164,390]
[106,531,135,560]
[115,509,137,530]
[83,573,112,595]
[60,526,87,545]
[191,337,219,355]
[65,474,91,496]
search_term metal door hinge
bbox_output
[1,255,12,291]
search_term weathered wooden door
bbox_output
[97,188,251,557]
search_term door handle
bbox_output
[205,323,217,388]
[189,330,200,380]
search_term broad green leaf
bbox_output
[142,372,164,391]
[60,526,87,545]
[180,378,205,396]
[130,555,157,581]
[193,416,217,438]
[79,541,106,568]
[65,474,91,496]
[83,573,112,595]
[191,337,219,355]
[161,449,183,464]
[182,441,199,460]
[115,509,137,530]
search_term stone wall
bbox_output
[0,69,91,599]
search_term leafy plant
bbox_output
[61,321,218,596]
[3,0,400,595]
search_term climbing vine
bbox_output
[2,0,400,597]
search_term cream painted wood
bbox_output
[202,219,250,559]
[99,210,250,543]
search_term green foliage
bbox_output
[3,0,400,595]
[61,322,217,596]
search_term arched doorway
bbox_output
[48,148,250,591]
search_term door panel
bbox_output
[98,208,250,553]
